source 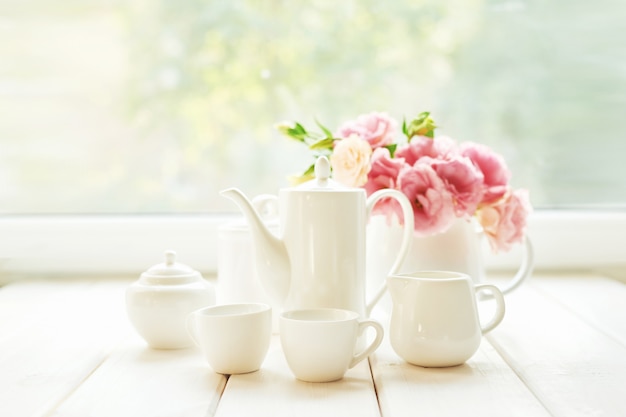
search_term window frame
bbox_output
[0,209,623,284]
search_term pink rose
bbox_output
[396,162,456,236]
[477,189,531,252]
[426,155,485,217]
[395,135,456,166]
[364,147,406,196]
[365,147,408,219]
[461,142,511,205]
[431,135,457,157]
[336,112,397,149]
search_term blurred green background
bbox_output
[0,0,623,213]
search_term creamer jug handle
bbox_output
[365,189,414,316]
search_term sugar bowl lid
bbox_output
[140,250,202,285]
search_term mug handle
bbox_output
[475,284,506,334]
[349,319,385,369]
[185,313,200,347]
[365,189,414,316]
[493,235,534,295]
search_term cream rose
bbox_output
[330,135,373,187]
[477,189,531,252]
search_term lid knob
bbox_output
[139,250,203,284]
[164,250,177,267]
[315,156,331,187]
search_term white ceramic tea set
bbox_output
[125,156,532,382]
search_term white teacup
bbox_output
[280,308,384,383]
[387,271,506,367]
[187,303,271,374]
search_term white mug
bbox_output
[387,271,505,367]
[280,308,384,382]
[187,303,271,374]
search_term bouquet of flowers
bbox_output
[276,111,531,253]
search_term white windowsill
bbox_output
[0,210,624,283]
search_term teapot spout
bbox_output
[220,188,290,305]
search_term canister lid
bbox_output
[140,250,202,284]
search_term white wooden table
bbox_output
[0,272,624,417]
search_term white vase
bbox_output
[366,215,533,311]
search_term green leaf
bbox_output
[315,119,334,139]
[406,111,436,140]
[288,163,316,185]
[309,137,335,151]
[276,121,309,142]
[302,163,315,177]
[384,143,398,158]
[402,118,408,137]
[292,122,307,136]
[286,123,308,141]
[285,134,306,143]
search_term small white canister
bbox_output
[217,194,279,332]
[126,250,215,349]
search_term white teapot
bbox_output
[221,156,414,317]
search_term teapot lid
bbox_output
[140,250,203,284]
[292,156,360,192]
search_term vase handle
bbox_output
[364,189,414,316]
[497,235,534,294]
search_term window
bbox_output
[0,1,624,276]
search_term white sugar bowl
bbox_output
[126,250,216,349]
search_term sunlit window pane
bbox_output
[1,0,624,213]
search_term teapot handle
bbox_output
[365,189,414,316]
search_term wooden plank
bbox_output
[370,333,551,417]
[487,278,626,417]
[0,279,132,417]
[214,336,381,417]
[529,273,626,346]
[0,280,95,335]
[51,338,227,417]
[2,275,624,417]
